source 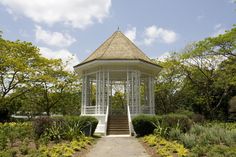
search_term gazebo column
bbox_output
[81,75,91,114]
[134,71,141,114]
[143,77,149,113]
[127,71,141,115]
[96,70,109,115]
[148,76,155,114]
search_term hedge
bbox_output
[33,116,98,140]
[132,115,159,136]
[132,113,196,136]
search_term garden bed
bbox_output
[0,116,99,157]
[133,114,236,157]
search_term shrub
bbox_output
[0,149,17,157]
[206,145,236,157]
[0,130,7,151]
[189,124,205,136]
[180,123,236,151]
[191,114,205,123]
[33,116,98,141]
[161,113,192,132]
[44,117,66,141]
[132,115,158,136]
[144,134,188,157]
[0,108,10,123]
[169,128,181,140]
[79,116,98,136]
[180,134,196,149]
[33,117,53,139]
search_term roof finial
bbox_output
[117,26,120,31]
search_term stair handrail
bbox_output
[105,105,109,136]
[127,104,132,135]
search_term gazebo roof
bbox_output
[74,31,160,68]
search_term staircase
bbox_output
[107,115,129,135]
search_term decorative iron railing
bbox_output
[82,106,107,115]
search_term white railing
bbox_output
[104,105,109,136]
[83,106,96,114]
[141,106,152,114]
[127,105,132,135]
[82,106,107,115]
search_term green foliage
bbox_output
[78,116,98,136]
[132,115,158,136]
[33,117,53,139]
[154,26,236,120]
[0,149,17,157]
[0,34,81,117]
[153,122,169,138]
[0,130,7,150]
[39,136,93,157]
[33,116,98,141]
[168,127,181,140]
[206,145,236,157]
[132,113,192,137]
[19,144,29,155]
[143,135,188,157]
[0,122,32,155]
[161,113,193,132]
[178,123,236,151]
[179,134,196,149]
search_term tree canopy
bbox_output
[155,26,236,120]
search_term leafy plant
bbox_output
[33,117,53,139]
[168,127,181,140]
[0,130,7,151]
[132,115,158,136]
[180,134,196,149]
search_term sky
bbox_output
[0,0,235,70]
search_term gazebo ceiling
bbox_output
[74,31,162,74]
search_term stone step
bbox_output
[108,122,128,125]
[107,115,130,135]
[107,131,129,135]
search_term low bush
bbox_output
[176,110,205,123]
[33,116,98,141]
[143,135,188,157]
[177,123,236,154]
[132,115,158,136]
[132,113,192,137]
[39,136,93,157]
[180,134,196,149]
[161,113,192,132]
[79,116,98,136]
[168,127,181,140]
[33,117,53,139]
[206,145,236,157]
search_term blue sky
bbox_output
[0,0,235,70]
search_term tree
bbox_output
[22,58,74,116]
[0,38,43,117]
[154,26,236,119]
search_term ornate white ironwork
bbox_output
[81,69,156,134]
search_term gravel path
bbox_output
[85,137,150,157]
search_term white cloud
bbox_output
[0,0,111,29]
[144,25,177,45]
[39,47,79,71]
[157,52,171,61]
[35,26,76,47]
[124,27,136,42]
[212,24,226,37]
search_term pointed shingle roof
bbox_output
[75,31,159,67]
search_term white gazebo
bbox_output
[74,31,162,135]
